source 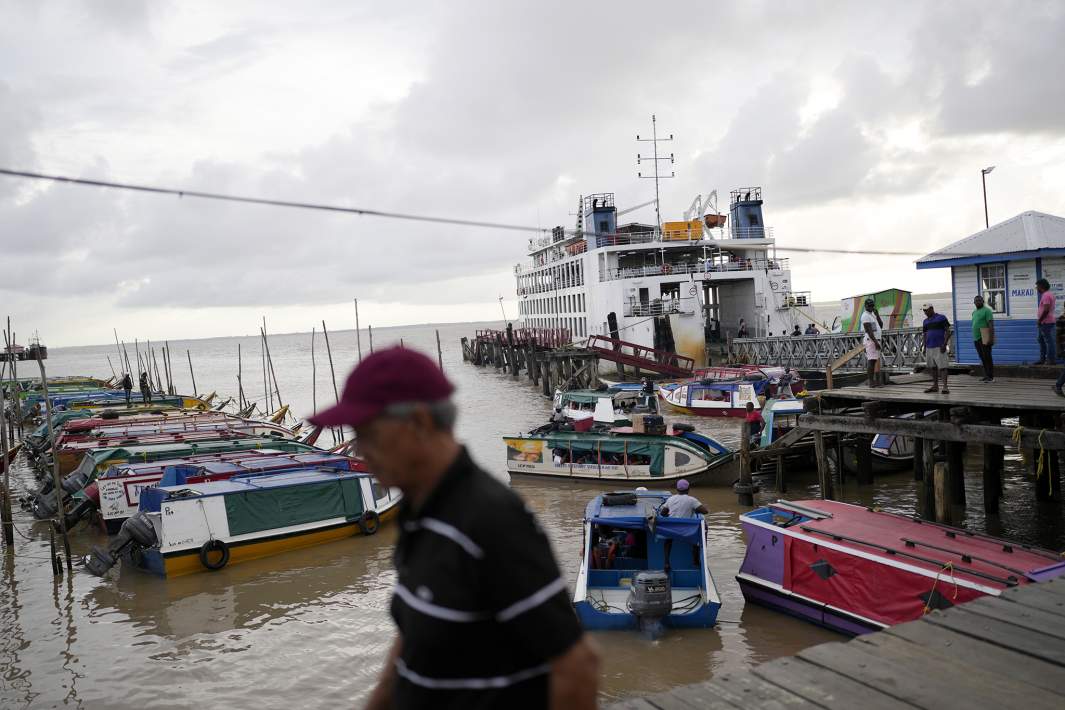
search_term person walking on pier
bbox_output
[138,371,152,405]
[121,372,133,407]
[1037,278,1057,364]
[921,304,951,394]
[310,347,598,710]
[972,295,995,382]
[860,298,883,387]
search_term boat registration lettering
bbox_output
[647,584,667,594]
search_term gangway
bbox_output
[585,335,694,378]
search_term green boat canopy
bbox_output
[224,478,364,536]
[546,437,665,476]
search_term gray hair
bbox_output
[383,399,458,432]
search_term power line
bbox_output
[0,167,548,235]
[0,166,931,257]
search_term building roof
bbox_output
[917,211,1065,269]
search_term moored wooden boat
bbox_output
[92,449,366,532]
[657,379,760,417]
[738,500,1065,635]
[84,468,402,578]
[573,490,720,632]
[504,424,737,485]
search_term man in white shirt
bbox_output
[659,479,707,573]
[860,298,883,387]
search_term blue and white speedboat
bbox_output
[572,490,720,632]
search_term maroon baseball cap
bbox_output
[308,346,454,428]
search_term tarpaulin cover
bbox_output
[225,478,363,536]
[783,536,986,626]
[589,515,702,546]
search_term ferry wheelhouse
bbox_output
[514,189,804,368]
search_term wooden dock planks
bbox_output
[608,578,1065,709]
[820,375,1065,413]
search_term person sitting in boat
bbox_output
[744,402,765,444]
[659,480,707,572]
[550,406,565,429]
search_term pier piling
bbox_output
[983,442,1004,515]
[736,421,754,506]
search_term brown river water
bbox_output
[2,321,1062,708]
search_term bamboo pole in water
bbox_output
[321,321,341,443]
[121,340,133,378]
[436,329,444,371]
[354,298,363,363]
[105,355,117,379]
[164,341,174,395]
[186,350,198,397]
[261,333,271,413]
[369,325,374,353]
[261,324,284,413]
[8,319,20,438]
[148,341,163,393]
[311,327,317,414]
[36,353,72,573]
[237,343,245,410]
[0,357,13,548]
[113,329,126,375]
[134,338,143,376]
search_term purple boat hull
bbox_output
[737,575,882,636]
[738,518,882,636]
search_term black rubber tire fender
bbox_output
[358,510,380,535]
[198,539,230,571]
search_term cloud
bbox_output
[0,0,1063,346]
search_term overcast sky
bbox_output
[2,0,1064,347]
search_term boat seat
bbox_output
[588,568,702,589]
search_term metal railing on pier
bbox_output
[729,328,933,371]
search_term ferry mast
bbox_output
[637,114,674,234]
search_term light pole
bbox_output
[981,165,995,229]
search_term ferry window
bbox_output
[979,264,1006,314]
[675,452,690,467]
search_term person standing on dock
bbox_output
[972,295,996,382]
[860,298,883,387]
[1036,278,1057,364]
[138,371,152,405]
[921,304,951,394]
[309,347,599,710]
[121,372,133,407]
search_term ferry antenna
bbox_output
[636,114,675,234]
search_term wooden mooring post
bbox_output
[983,442,1005,515]
[735,420,754,506]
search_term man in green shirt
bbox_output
[972,295,995,382]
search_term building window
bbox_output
[979,263,1006,314]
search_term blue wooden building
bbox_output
[917,211,1065,365]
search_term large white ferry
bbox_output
[514,188,805,369]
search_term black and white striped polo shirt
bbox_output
[390,447,583,709]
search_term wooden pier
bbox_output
[461,325,601,395]
[610,577,1065,710]
[742,372,1065,520]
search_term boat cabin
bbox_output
[573,491,720,630]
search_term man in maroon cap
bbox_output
[311,347,598,710]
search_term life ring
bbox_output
[358,510,381,535]
[199,539,230,571]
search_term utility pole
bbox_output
[981,165,995,229]
[637,114,675,234]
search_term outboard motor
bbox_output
[84,512,157,576]
[29,469,92,520]
[627,570,672,635]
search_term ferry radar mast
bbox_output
[637,114,675,234]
